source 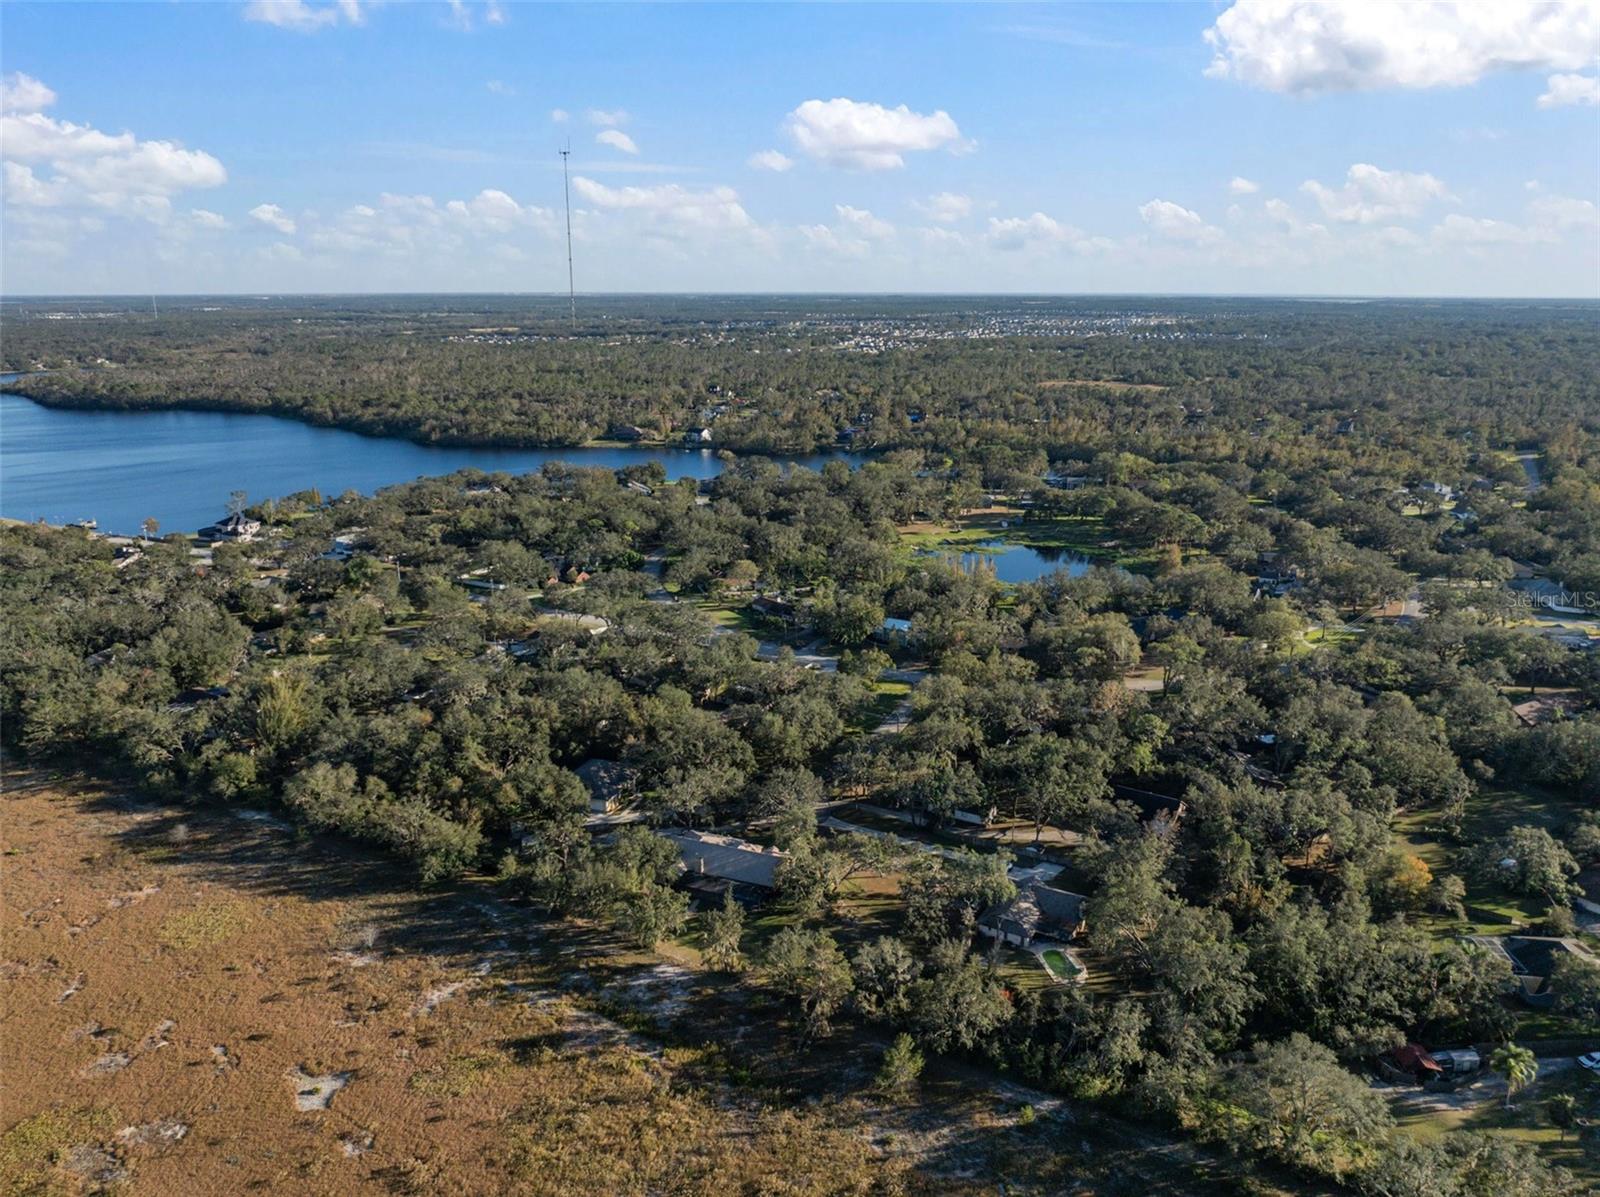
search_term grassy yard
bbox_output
[896,510,1140,566]
[687,595,767,635]
[1395,1063,1600,1183]
[1394,781,1575,939]
[994,946,1055,995]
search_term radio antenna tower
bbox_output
[560,145,576,328]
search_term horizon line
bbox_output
[2,290,1598,303]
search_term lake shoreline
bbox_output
[0,389,870,536]
[0,376,862,459]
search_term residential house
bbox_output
[659,829,787,906]
[1256,551,1301,585]
[573,758,635,815]
[1468,935,1598,1008]
[323,532,363,561]
[751,594,804,627]
[1112,783,1188,825]
[1510,694,1585,727]
[1044,469,1091,489]
[684,427,714,446]
[198,511,262,543]
[977,882,1088,949]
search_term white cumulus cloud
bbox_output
[985,212,1109,253]
[249,203,297,234]
[1301,163,1450,224]
[1,82,226,223]
[1139,199,1222,243]
[311,188,552,254]
[596,129,639,155]
[243,0,365,33]
[586,108,629,127]
[1228,176,1260,195]
[784,97,969,170]
[0,72,56,114]
[835,205,894,239]
[748,149,794,172]
[1430,193,1597,248]
[1528,194,1600,233]
[572,176,754,235]
[1433,214,1540,245]
[916,191,973,222]
[1538,73,1600,108]
[1204,0,1599,94]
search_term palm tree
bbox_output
[1490,1043,1538,1110]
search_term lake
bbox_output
[0,383,1089,585]
[0,383,860,536]
[917,539,1092,583]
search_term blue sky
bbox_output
[2,1,1597,295]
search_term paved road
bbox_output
[1518,451,1543,494]
[757,637,839,672]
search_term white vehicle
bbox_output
[1578,1052,1600,1073]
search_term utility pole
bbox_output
[560,146,576,328]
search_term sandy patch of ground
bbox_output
[0,772,909,1195]
[289,1066,353,1111]
[1,768,1262,1197]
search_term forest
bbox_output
[4,296,1600,1195]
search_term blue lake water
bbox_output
[917,539,1092,583]
[0,382,859,536]
[0,381,1087,583]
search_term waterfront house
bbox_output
[198,511,262,543]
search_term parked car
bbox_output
[1578,1052,1600,1072]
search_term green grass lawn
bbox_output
[1394,780,1577,939]
[689,596,764,634]
[851,678,911,732]
[994,946,1054,995]
[896,511,1143,566]
[1395,1063,1600,1183]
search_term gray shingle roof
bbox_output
[659,829,787,889]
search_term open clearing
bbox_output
[2,770,1266,1196]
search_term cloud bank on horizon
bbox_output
[1,0,1597,295]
